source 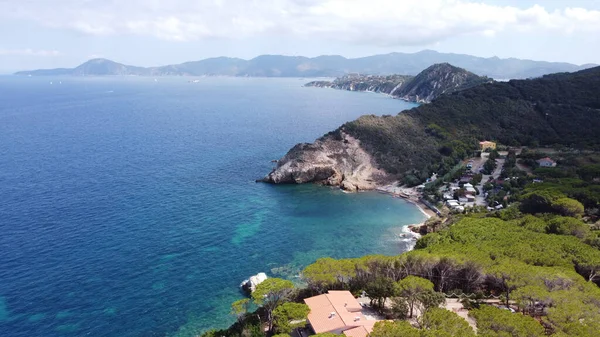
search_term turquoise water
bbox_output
[0,76,424,337]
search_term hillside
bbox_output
[262,66,600,190]
[14,50,597,79]
[305,63,490,103]
[306,74,413,96]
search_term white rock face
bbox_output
[261,131,389,191]
[240,272,268,293]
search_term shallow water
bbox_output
[0,76,424,337]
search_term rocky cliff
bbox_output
[305,63,490,103]
[261,131,391,191]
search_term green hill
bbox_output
[264,66,600,186]
[305,63,490,103]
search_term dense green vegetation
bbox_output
[519,152,600,216]
[339,66,600,183]
[371,308,476,337]
[299,214,600,336]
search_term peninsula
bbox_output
[261,65,600,191]
[305,63,490,103]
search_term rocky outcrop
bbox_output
[305,63,490,103]
[240,272,268,294]
[261,131,390,191]
[397,63,490,103]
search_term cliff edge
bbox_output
[261,131,391,191]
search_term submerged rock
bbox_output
[240,272,268,294]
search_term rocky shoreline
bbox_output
[259,131,391,192]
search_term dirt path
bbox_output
[443,298,478,332]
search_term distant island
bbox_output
[305,63,491,103]
[14,50,597,79]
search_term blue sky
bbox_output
[1,0,599,73]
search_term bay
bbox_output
[0,76,424,337]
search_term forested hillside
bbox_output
[301,214,600,337]
[341,66,600,181]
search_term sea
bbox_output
[0,76,425,337]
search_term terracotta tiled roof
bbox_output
[343,326,370,337]
[304,294,346,333]
[304,291,380,335]
[327,291,363,312]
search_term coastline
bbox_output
[375,184,436,219]
[375,184,437,243]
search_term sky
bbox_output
[1,0,600,73]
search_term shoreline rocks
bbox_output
[240,272,268,294]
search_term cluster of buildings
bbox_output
[444,182,477,212]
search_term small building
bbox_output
[447,200,460,207]
[465,194,476,202]
[458,196,469,203]
[479,141,497,151]
[536,157,557,167]
[465,186,477,194]
[304,291,379,337]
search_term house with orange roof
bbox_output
[479,141,496,151]
[303,290,381,337]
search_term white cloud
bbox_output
[2,0,600,45]
[0,49,61,57]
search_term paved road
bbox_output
[474,158,505,206]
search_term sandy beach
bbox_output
[376,184,437,219]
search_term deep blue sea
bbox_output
[0,76,424,337]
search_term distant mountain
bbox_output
[305,63,490,103]
[14,50,597,79]
[16,59,147,76]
